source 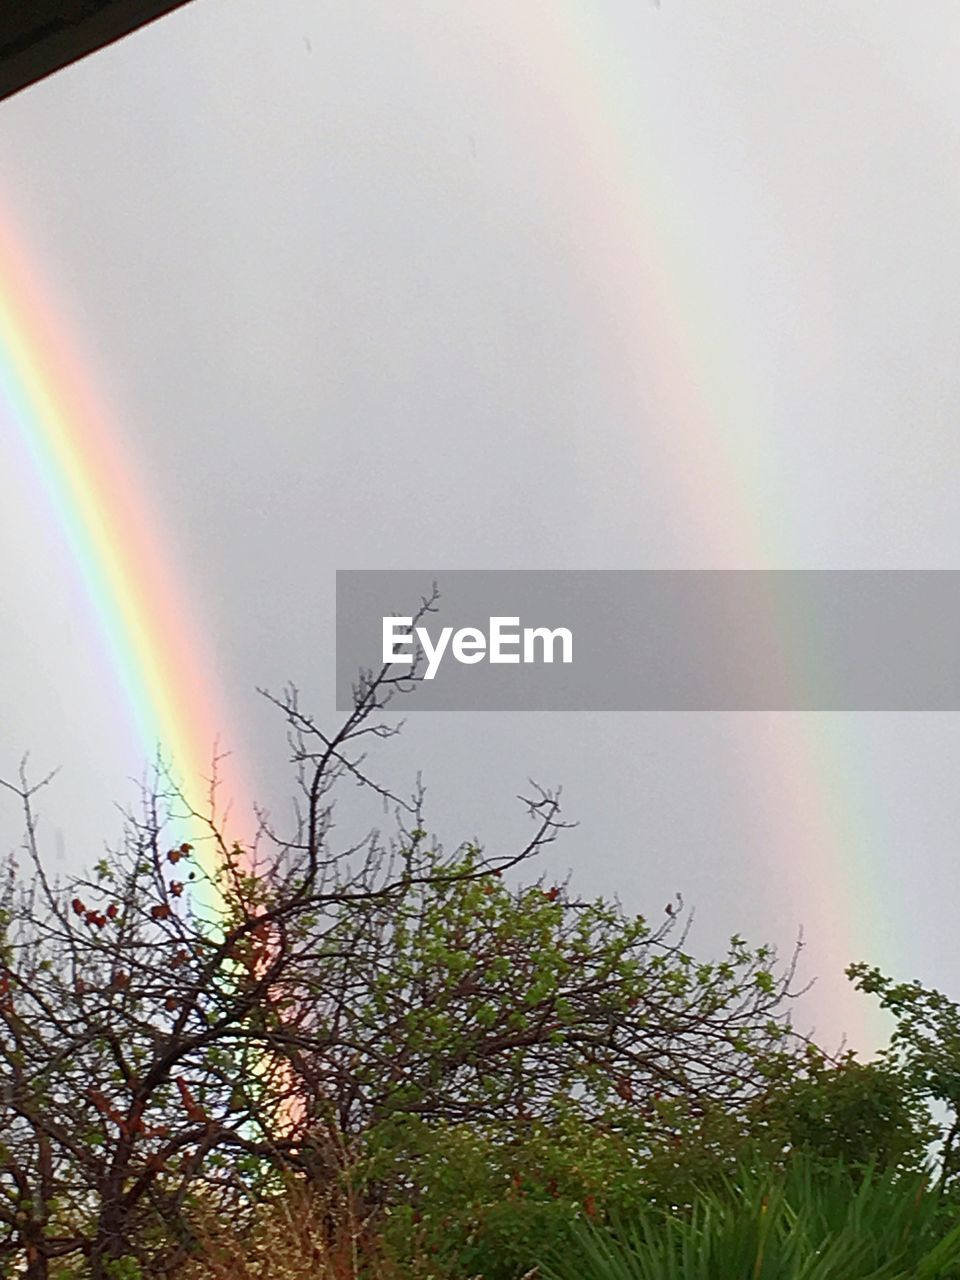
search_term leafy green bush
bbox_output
[369,1112,649,1279]
[756,1048,935,1174]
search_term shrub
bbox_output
[543,1157,960,1280]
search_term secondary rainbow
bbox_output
[487,0,887,1049]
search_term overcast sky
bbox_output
[2,0,960,1052]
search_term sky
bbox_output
[2,0,960,1052]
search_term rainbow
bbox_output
[484,0,888,1050]
[0,3,889,1051]
[0,210,250,902]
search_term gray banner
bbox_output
[335,570,960,711]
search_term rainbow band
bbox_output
[0,215,248,890]
[496,0,884,1048]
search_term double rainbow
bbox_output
[1,0,887,1049]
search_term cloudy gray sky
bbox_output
[2,0,960,1052]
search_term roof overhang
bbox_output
[0,2,195,102]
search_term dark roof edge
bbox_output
[0,1,196,104]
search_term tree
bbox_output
[848,962,960,1192]
[287,849,808,1165]
[0,593,563,1278]
[0,591,819,1277]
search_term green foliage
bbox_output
[849,964,960,1106]
[849,963,960,1188]
[368,1106,774,1279]
[103,1260,145,1280]
[363,1068,939,1280]
[543,1158,960,1280]
[5,658,958,1277]
[310,844,803,1146]
[367,1112,648,1279]
[757,1048,934,1174]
